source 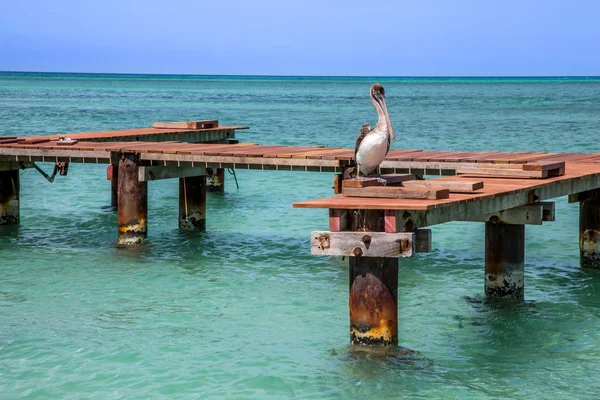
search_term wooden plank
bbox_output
[0,138,26,144]
[342,174,413,188]
[402,179,484,192]
[522,161,565,171]
[55,139,79,146]
[138,166,206,181]
[152,120,218,129]
[343,186,449,200]
[456,167,546,178]
[311,231,414,258]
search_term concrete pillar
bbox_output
[207,167,225,192]
[117,153,147,245]
[348,209,398,346]
[179,176,206,231]
[485,222,525,300]
[580,190,600,268]
[0,169,19,225]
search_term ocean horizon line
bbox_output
[1,70,599,80]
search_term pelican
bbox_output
[354,84,395,178]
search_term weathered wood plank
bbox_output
[457,167,546,178]
[343,186,449,200]
[138,166,206,181]
[460,203,544,225]
[342,174,413,188]
[311,231,414,258]
[522,161,565,171]
[402,179,484,192]
[152,120,218,129]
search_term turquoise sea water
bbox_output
[1,73,600,399]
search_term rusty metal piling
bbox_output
[179,176,207,231]
[0,169,19,225]
[348,209,398,346]
[580,189,600,268]
[485,222,525,300]
[117,153,147,245]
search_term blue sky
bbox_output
[1,0,598,76]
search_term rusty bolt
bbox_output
[353,247,363,257]
[362,235,372,246]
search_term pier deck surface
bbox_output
[2,126,600,222]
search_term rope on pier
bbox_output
[228,168,239,189]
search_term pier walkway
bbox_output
[3,121,600,348]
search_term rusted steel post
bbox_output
[117,153,147,245]
[349,209,398,346]
[580,189,600,268]
[109,164,119,207]
[485,222,525,300]
[0,169,19,225]
[207,167,225,192]
[179,176,206,231]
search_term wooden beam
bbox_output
[402,179,484,192]
[415,229,432,252]
[341,174,413,188]
[540,201,555,222]
[152,120,218,129]
[460,203,545,225]
[457,167,547,178]
[329,209,349,232]
[523,161,565,171]
[342,186,449,200]
[138,166,206,182]
[311,231,414,258]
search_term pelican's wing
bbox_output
[354,124,371,162]
[386,134,391,156]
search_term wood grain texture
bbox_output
[311,231,414,258]
[343,186,449,200]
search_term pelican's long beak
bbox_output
[381,97,396,141]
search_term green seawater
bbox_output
[1,73,600,399]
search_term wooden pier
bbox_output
[3,121,600,348]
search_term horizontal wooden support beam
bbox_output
[343,186,449,200]
[152,120,218,129]
[0,161,32,171]
[402,179,483,192]
[460,203,545,225]
[311,231,414,258]
[137,166,206,182]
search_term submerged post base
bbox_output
[0,169,19,225]
[179,176,206,231]
[485,222,525,300]
[580,192,600,268]
[349,257,398,347]
[117,153,147,245]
